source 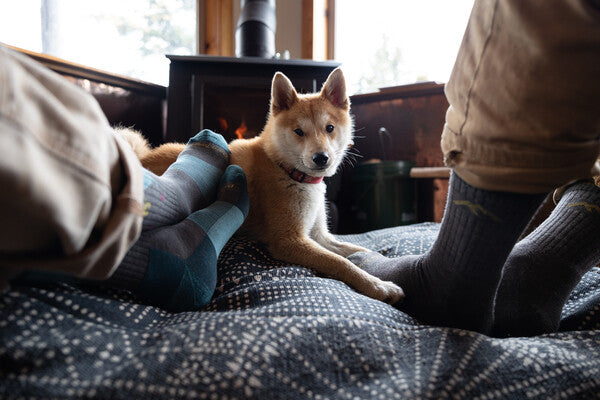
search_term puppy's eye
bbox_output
[325,124,334,133]
[294,128,304,137]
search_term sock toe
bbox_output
[221,164,246,184]
[163,132,231,199]
[218,165,249,217]
[188,129,229,153]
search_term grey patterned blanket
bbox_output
[1,223,599,399]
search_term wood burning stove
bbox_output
[165,55,340,143]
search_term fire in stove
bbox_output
[217,117,228,132]
[218,117,250,141]
[235,121,248,139]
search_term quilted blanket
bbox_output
[1,223,599,399]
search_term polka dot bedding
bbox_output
[1,223,599,399]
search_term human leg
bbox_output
[351,0,600,333]
[349,174,545,332]
[441,0,600,194]
[108,130,245,310]
[138,130,230,230]
[0,45,144,288]
[112,162,249,311]
[492,181,600,337]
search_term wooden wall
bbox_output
[333,83,451,232]
[12,46,167,147]
[350,83,447,166]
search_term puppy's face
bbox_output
[269,68,354,177]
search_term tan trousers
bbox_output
[442,0,600,194]
[0,46,144,289]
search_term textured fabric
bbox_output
[2,223,599,399]
[493,181,600,336]
[0,45,144,288]
[441,0,600,193]
[141,131,231,231]
[350,173,546,333]
[109,130,233,292]
[115,165,249,311]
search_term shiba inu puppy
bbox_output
[124,68,404,304]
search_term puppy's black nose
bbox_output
[312,152,329,167]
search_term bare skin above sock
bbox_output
[492,181,600,337]
[349,173,546,333]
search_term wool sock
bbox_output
[349,173,546,333]
[492,181,600,337]
[141,129,230,231]
[112,164,249,311]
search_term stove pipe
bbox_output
[235,0,276,58]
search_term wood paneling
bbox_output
[350,84,448,167]
[204,0,234,56]
[301,0,314,59]
[325,0,335,59]
[301,0,333,60]
[11,46,167,146]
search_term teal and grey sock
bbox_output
[141,129,230,230]
[492,181,600,337]
[113,164,249,311]
[349,173,546,333]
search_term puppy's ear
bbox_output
[271,72,298,115]
[321,68,349,110]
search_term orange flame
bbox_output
[235,121,248,139]
[217,117,228,132]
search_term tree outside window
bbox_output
[2,0,196,85]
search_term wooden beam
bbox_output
[325,0,335,59]
[302,0,335,60]
[301,0,314,59]
[220,0,234,56]
[204,0,233,56]
[7,45,166,95]
[196,0,204,54]
[410,167,451,179]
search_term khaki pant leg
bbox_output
[442,0,600,194]
[0,46,143,287]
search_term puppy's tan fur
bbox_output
[123,69,404,303]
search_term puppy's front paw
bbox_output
[367,278,405,305]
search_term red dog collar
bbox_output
[279,163,324,184]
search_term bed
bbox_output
[1,222,599,399]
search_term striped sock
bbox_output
[141,129,230,231]
[114,165,249,311]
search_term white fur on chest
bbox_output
[286,181,327,236]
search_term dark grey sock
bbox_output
[349,173,546,333]
[492,181,600,337]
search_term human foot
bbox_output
[110,131,249,311]
[349,173,546,333]
[492,181,600,337]
[141,129,230,230]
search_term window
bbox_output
[335,0,474,95]
[0,0,196,85]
